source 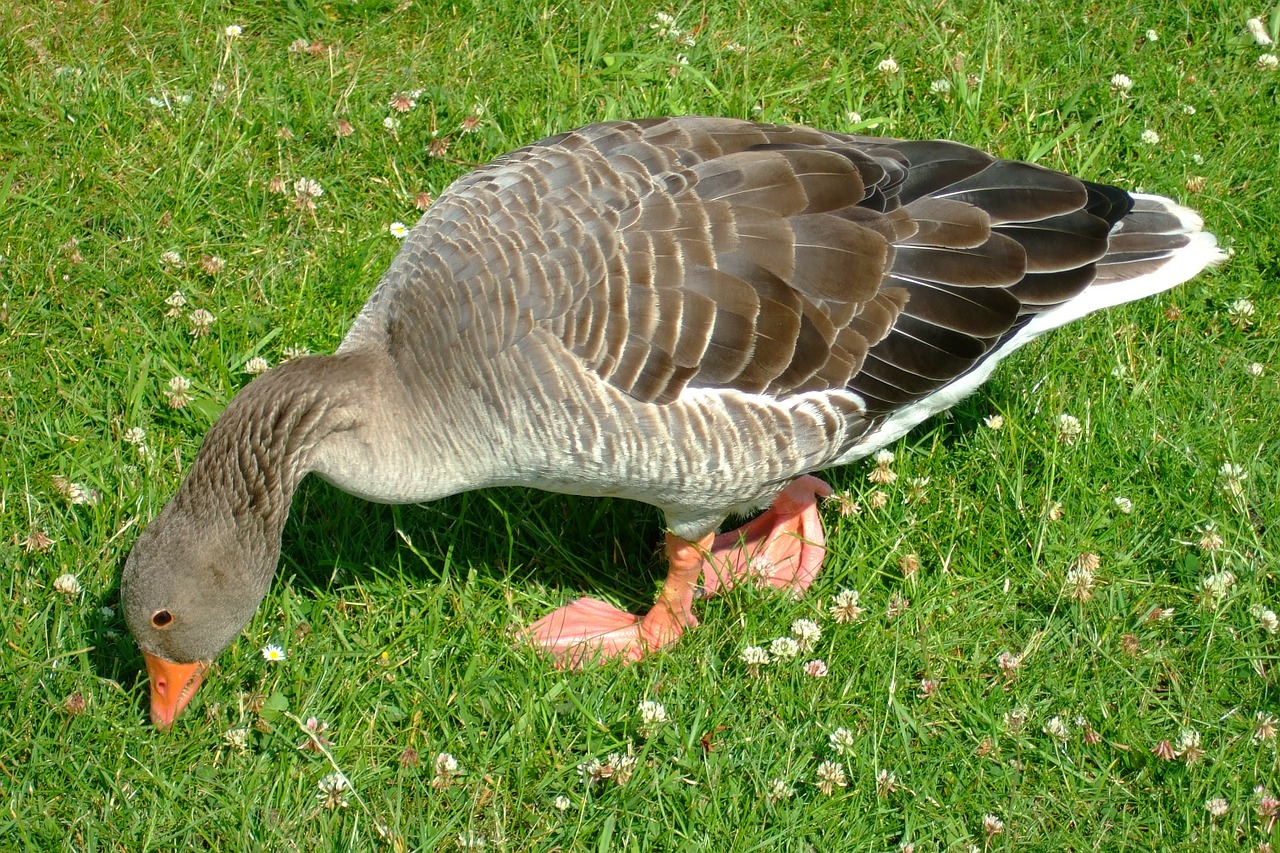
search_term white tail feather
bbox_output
[834,192,1224,465]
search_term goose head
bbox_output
[122,482,283,728]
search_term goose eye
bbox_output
[151,609,174,629]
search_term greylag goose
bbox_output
[121,117,1223,727]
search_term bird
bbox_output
[121,116,1223,728]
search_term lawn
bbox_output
[2,0,1278,849]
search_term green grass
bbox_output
[2,0,1279,849]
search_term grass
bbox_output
[1,0,1278,849]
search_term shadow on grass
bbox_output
[283,478,664,607]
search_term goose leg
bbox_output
[527,532,712,666]
[698,475,833,597]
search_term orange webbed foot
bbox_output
[526,532,711,667]
[699,475,833,597]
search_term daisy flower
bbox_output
[261,643,287,662]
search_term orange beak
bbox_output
[143,652,207,729]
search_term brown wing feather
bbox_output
[374,118,1157,426]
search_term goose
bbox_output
[121,116,1223,728]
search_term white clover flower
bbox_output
[1254,605,1279,634]
[983,814,1005,835]
[1191,153,1205,165]
[829,727,856,755]
[983,414,1004,430]
[224,727,249,750]
[294,178,324,199]
[606,752,637,785]
[1145,29,1159,41]
[123,426,147,446]
[1247,362,1265,377]
[383,116,401,131]
[1182,103,1197,115]
[188,308,216,336]
[1056,413,1082,444]
[830,589,866,623]
[224,24,243,38]
[434,752,459,781]
[165,374,192,408]
[815,760,847,795]
[868,459,897,483]
[1043,716,1069,741]
[389,221,409,238]
[1196,521,1224,551]
[804,659,828,678]
[1228,297,1256,326]
[1205,797,1229,817]
[62,480,97,505]
[845,111,862,125]
[1200,569,1236,602]
[53,573,81,596]
[1218,461,1248,496]
[1114,496,1134,514]
[317,772,350,809]
[1258,53,1278,70]
[929,78,951,94]
[767,778,795,802]
[873,449,894,466]
[1219,462,1247,481]
[160,250,183,269]
[244,356,269,375]
[770,636,801,659]
[1249,17,1275,45]
[875,768,897,795]
[163,290,186,320]
[1255,712,1278,743]
[1110,73,1134,92]
[1140,129,1160,145]
[1064,566,1097,602]
[791,618,821,651]
[578,757,604,784]
[553,794,571,811]
[637,700,668,736]
[741,645,770,672]
[877,57,900,75]
[1004,706,1029,731]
